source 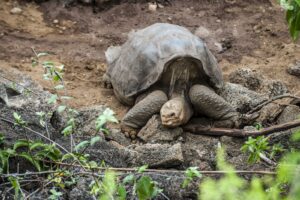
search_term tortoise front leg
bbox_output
[122,90,168,129]
[189,85,240,128]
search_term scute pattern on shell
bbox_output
[105,23,223,105]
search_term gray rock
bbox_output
[0,83,8,105]
[129,143,184,167]
[105,128,131,146]
[277,105,300,124]
[264,80,289,97]
[287,62,300,77]
[182,133,219,170]
[138,115,183,143]
[69,177,94,200]
[255,103,283,124]
[228,68,263,91]
[10,7,22,15]
[194,26,211,39]
[86,139,131,167]
[219,82,268,113]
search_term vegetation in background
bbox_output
[280,0,300,40]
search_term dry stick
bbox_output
[183,119,300,137]
[247,94,300,114]
[43,160,276,175]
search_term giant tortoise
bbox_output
[104,23,240,129]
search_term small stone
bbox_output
[138,115,182,143]
[131,143,184,167]
[59,30,63,34]
[228,68,263,91]
[148,3,157,11]
[216,19,221,23]
[219,82,268,113]
[277,105,300,124]
[61,26,67,31]
[157,3,164,8]
[130,134,136,140]
[194,26,210,38]
[105,129,131,146]
[124,132,130,138]
[53,19,59,24]
[265,80,289,97]
[10,7,22,15]
[287,62,300,77]
[167,17,172,21]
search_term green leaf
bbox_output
[35,111,45,117]
[57,105,66,113]
[32,59,38,67]
[182,166,202,188]
[48,94,58,104]
[61,125,73,136]
[136,176,161,200]
[292,130,300,141]
[117,184,127,200]
[37,52,49,58]
[8,177,22,200]
[95,108,118,131]
[88,161,98,169]
[137,165,148,173]
[61,153,75,161]
[42,61,54,67]
[123,174,135,184]
[18,152,41,171]
[74,140,90,152]
[54,84,64,90]
[100,170,117,200]
[90,136,101,146]
[13,139,30,150]
[29,141,46,151]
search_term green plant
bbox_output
[0,136,62,173]
[182,167,202,188]
[49,188,63,200]
[241,136,285,164]
[8,177,23,199]
[280,0,300,41]
[241,136,270,163]
[199,130,300,200]
[95,108,119,134]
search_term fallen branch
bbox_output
[183,119,300,137]
[3,159,277,175]
[247,94,300,114]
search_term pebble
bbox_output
[10,7,22,15]
[194,26,210,38]
[157,3,164,9]
[148,3,157,12]
[124,132,130,138]
[216,19,221,23]
[53,19,59,24]
[287,62,300,77]
[61,26,67,31]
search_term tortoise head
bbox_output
[160,96,193,127]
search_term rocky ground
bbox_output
[0,0,300,199]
